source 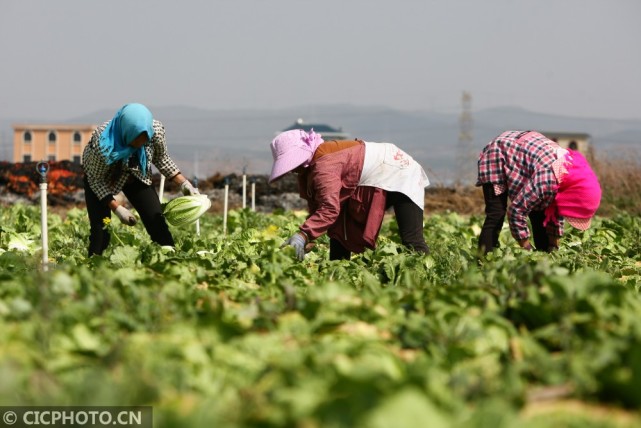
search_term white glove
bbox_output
[181,180,200,196]
[282,232,307,261]
[114,205,137,226]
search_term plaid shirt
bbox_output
[477,130,564,240]
[82,120,180,202]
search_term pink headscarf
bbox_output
[544,150,602,230]
[269,129,324,182]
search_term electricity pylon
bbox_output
[458,91,475,184]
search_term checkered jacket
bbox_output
[82,120,180,202]
[477,130,564,240]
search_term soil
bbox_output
[424,185,484,215]
[0,161,486,216]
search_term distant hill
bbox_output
[1,104,640,184]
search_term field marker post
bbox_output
[158,174,166,202]
[250,176,256,211]
[194,176,200,236]
[242,166,247,209]
[223,176,229,236]
[36,161,49,272]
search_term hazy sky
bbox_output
[1,0,640,121]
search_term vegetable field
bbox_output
[1,204,641,428]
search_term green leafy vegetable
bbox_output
[163,194,211,226]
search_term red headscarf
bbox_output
[544,150,602,230]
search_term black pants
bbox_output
[84,177,174,256]
[478,183,551,254]
[329,191,430,260]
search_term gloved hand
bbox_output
[282,232,307,261]
[181,180,200,196]
[114,205,137,226]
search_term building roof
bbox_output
[12,124,97,132]
[280,118,350,139]
[540,131,591,140]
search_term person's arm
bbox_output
[507,187,535,247]
[299,164,344,240]
[171,173,188,186]
[149,121,181,180]
[145,121,198,195]
[509,171,557,249]
[171,172,199,195]
[282,167,342,261]
[508,179,545,248]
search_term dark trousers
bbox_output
[84,177,174,256]
[478,183,551,254]
[329,191,429,260]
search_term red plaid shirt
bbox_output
[477,131,564,240]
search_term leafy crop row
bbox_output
[1,204,640,427]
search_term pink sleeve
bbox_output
[300,163,344,239]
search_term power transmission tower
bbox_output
[458,91,474,184]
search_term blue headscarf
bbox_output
[98,103,153,175]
